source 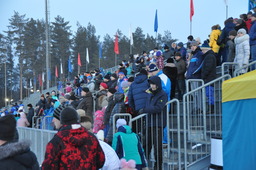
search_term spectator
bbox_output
[170,42,177,56]
[0,115,39,169]
[177,42,187,61]
[96,82,108,110]
[209,24,221,62]
[112,119,148,170]
[109,73,118,89]
[234,28,250,74]
[117,72,128,93]
[86,76,95,93]
[77,109,93,131]
[42,107,105,169]
[139,76,167,170]
[128,69,149,115]
[26,103,34,128]
[174,52,187,100]
[106,92,126,145]
[155,51,164,70]
[118,63,127,76]
[249,13,256,68]
[162,44,172,59]
[234,19,248,33]
[103,74,112,89]
[245,12,252,32]
[227,30,237,63]
[148,63,171,100]
[17,112,30,127]
[77,87,93,121]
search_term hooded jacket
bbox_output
[106,93,126,144]
[234,34,250,70]
[201,50,216,83]
[249,20,256,45]
[186,47,204,79]
[76,92,93,120]
[209,29,221,53]
[143,76,168,127]
[42,125,105,170]
[112,125,147,168]
[128,74,149,111]
[0,140,39,170]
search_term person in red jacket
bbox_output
[42,107,105,170]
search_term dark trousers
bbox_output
[147,126,163,170]
[176,79,185,100]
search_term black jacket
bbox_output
[27,107,34,128]
[77,92,93,120]
[163,63,178,99]
[201,50,216,83]
[0,140,39,170]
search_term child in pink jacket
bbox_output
[17,112,30,127]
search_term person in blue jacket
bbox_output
[249,13,256,70]
[139,76,167,170]
[128,69,149,115]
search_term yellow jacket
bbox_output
[209,29,221,53]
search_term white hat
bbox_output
[96,130,104,141]
[116,119,127,129]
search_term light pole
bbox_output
[5,98,9,107]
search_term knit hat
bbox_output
[53,104,67,120]
[66,86,72,93]
[116,119,127,129]
[229,30,237,36]
[156,51,162,57]
[121,81,129,88]
[27,103,33,108]
[200,41,211,50]
[104,74,110,80]
[148,63,158,72]
[82,87,89,93]
[108,88,117,94]
[237,28,246,35]
[0,115,16,141]
[100,82,108,89]
[60,107,79,125]
[190,41,198,46]
[177,42,184,47]
[111,73,118,79]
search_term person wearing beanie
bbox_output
[154,50,164,70]
[26,103,34,128]
[174,52,187,100]
[227,30,237,63]
[76,109,93,131]
[76,87,93,120]
[52,104,69,130]
[249,12,256,68]
[103,88,117,137]
[234,28,250,74]
[163,44,172,59]
[147,63,171,101]
[103,74,112,88]
[177,42,187,61]
[42,107,105,170]
[121,80,130,108]
[108,73,118,89]
[0,115,39,169]
[117,72,128,94]
[163,57,178,99]
[95,82,108,111]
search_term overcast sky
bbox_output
[0,0,248,44]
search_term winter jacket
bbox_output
[86,81,95,93]
[42,124,105,170]
[177,47,187,61]
[143,76,168,127]
[235,21,248,33]
[128,74,149,111]
[186,47,204,79]
[76,92,93,120]
[163,63,178,99]
[201,50,216,83]
[108,79,117,89]
[96,90,108,110]
[156,70,171,100]
[106,93,126,144]
[0,140,39,170]
[163,50,172,59]
[245,19,252,32]
[117,78,128,93]
[234,34,250,72]
[104,95,115,125]
[175,58,187,80]
[17,112,30,127]
[99,140,120,170]
[112,125,147,168]
[227,39,236,62]
[219,21,235,45]
[209,29,221,53]
[156,56,164,70]
[249,20,256,46]
[27,107,34,127]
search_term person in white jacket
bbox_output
[234,28,250,74]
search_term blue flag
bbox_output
[249,0,256,11]
[68,58,73,73]
[154,9,158,32]
[99,43,102,59]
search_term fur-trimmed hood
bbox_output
[0,140,38,169]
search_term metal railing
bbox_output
[221,62,239,77]
[17,127,57,165]
[233,60,256,77]
[186,79,204,93]
[112,113,132,133]
[183,74,231,170]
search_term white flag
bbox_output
[129,25,133,46]
[60,61,63,74]
[86,48,90,63]
[42,72,45,82]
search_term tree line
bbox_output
[0,11,176,107]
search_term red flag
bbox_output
[114,33,119,54]
[39,74,42,87]
[55,65,58,77]
[78,53,81,66]
[190,0,194,21]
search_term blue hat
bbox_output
[156,51,162,57]
[148,63,158,72]
[200,41,211,50]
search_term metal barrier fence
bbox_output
[17,127,57,165]
[221,62,239,77]
[112,113,132,134]
[183,74,231,170]
[233,60,256,77]
[186,79,204,93]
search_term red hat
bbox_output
[100,82,108,89]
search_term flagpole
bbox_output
[190,21,192,35]
[99,57,100,69]
[115,54,117,67]
[226,5,228,19]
